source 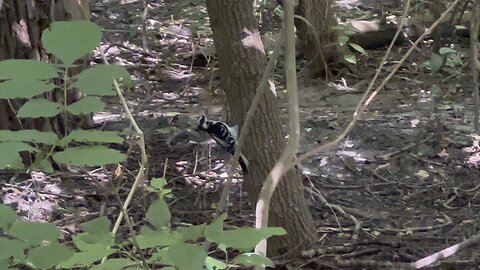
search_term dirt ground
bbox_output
[2,0,480,269]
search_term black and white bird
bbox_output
[197,115,249,174]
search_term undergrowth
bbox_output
[0,21,283,270]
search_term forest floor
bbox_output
[3,0,480,269]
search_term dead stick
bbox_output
[254,0,299,261]
[412,233,480,269]
[471,0,480,132]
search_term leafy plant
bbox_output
[427,46,463,74]
[334,24,368,64]
[0,179,285,269]
[0,20,285,270]
[0,21,132,172]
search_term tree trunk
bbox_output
[0,0,92,133]
[296,0,339,78]
[206,0,316,256]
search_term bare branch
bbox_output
[471,0,480,132]
[412,234,480,269]
[254,0,299,259]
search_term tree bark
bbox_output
[296,0,340,78]
[206,0,316,256]
[0,0,92,133]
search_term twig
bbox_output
[98,48,149,264]
[333,258,409,269]
[141,0,149,52]
[315,213,451,235]
[108,176,151,270]
[340,247,382,259]
[305,186,361,241]
[193,151,198,175]
[77,167,149,268]
[162,157,168,178]
[306,177,342,229]
[471,0,480,132]
[412,233,480,269]
[378,134,435,160]
[254,0,299,261]
[179,43,198,96]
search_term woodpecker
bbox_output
[197,115,249,174]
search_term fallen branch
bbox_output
[412,233,480,269]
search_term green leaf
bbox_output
[17,99,63,118]
[60,130,123,146]
[148,178,172,198]
[75,233,114,248]
[80,216,111,235]
[0,204,19,230]
[9,222,60,246]
[0,259,11,270]
[149,247,172,265]
[66,96,106,115]
[0,142,37,170]
[207,227,286,251]
[343,29,357,36]
[348,42,367,55]
[343,54,357,64]
[429,53,445,73]
[446,53,463,66]
[74,232,114,250]
[74,65,132,96]
[204,213,227,237]
[178,223,206,241]
[52,146,126,166]
[0,130,58,145]
[28,242,74,270]
[205,256,227,270]
[232,253,274,268]
[90,258,136,270]
[0,60,58,80]
[0,79,56,99]
[58,246,116,268]
[33,158,54,173]
[135,227,181,249]
[167,243,207,270]
[42,21,102,66]
[439,47,455,55]
[0,237,28,261]
[0,141,37,152]
[0,154,23,170]
[337,35,349,46]
[150,178,167,189]
[146,199,171,228]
